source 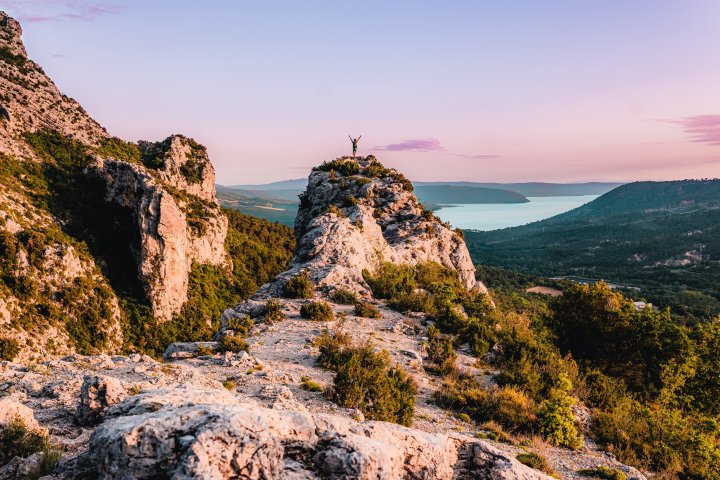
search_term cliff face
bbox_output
[94,142,227,321]
[0,11,227,359]
[285,156,485,296]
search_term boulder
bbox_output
[0,398,44,433]
[75,375,127,426]
[163,341,219,361]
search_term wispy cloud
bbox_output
[372,138,498,160]
[0,0,127,23]
[677,115,720,146]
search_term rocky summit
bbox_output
[0,11,651,480]
[259,156,486,298]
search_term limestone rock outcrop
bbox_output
[93,141,227,321]
[87,389,551,480]
[260,156,485,298]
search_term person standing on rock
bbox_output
[349,135,361,157]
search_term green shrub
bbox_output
[262,299,284,323]
[457,412,472,424]
[97,137,142,164]
[363,160,390,178]
[332,343,417,426]
[594,396,720,479]
[353,176,372,186]
[391,172,414,192]
[0,417,50,466]
[354,301,381,319]
[227,315,254,335]
[300,376,323,392]
[315,158,360,176]
[551,281,689,397]
[194,344,215,357]
[315,333,417,426]
[425,325,457,375]
[0,337,19,361]
[389,290,434,313]
[476,420,513,443]
[324,204,344,217]
[516,452,555,476]
[343,195,358,207]
[27,447,62,480]
[580,370,628,410]
[314,329,353,369]
[219,335,249,353]
[330,288,358,305]
[436,377,536,433]
[537,374,583,449]
[578,467,626,480]
[363,263,416,299]
[283,271,315,299]
[301,301,334,321]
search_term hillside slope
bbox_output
[465,179,720,318]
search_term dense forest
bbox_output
[465,180,720,321]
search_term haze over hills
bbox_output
[465,179,720,319]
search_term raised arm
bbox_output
[349,135,352,141]
[358,135,362,141]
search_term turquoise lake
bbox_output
[435,195,600,231]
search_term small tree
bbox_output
[537,373,583,449]
[300,301,334,321]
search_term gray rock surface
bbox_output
[88,389,551,480]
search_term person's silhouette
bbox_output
[349,135,362,157]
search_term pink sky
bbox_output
[4,0,720,183]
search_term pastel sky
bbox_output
[2,0,720,184]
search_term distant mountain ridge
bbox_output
[414,185,528,204]
[216,179,618,224]
[413,181,624,197]
[225,179,623,197]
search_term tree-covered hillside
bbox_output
[465,180,720,321]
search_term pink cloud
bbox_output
[4,0,127,23]
[372,138,498,159]
[373,138,444,152]
[672,115,720,146]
